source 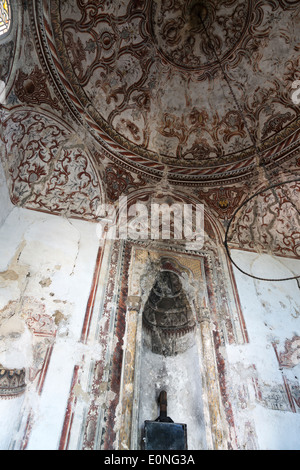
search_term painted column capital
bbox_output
[126,296,141,311]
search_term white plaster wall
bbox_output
[1,210,299,450]
[227,249,300,450]
[0,206,100,449]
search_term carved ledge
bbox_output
[0,368,26,399]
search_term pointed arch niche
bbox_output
[139,266,206,450]
[117,234,248,450]
[0,0,11,37]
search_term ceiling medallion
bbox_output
[150,0,250,71]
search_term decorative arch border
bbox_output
[105,186,225,248]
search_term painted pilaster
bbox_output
[118,296,141,450]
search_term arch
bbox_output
[118,241,248,450]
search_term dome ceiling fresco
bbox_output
[0,0,299,257]
[42,0,300,176]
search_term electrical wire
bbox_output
[224,178,300,281]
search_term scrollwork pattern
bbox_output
[52,0,300,168]
[2,110,103,220]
